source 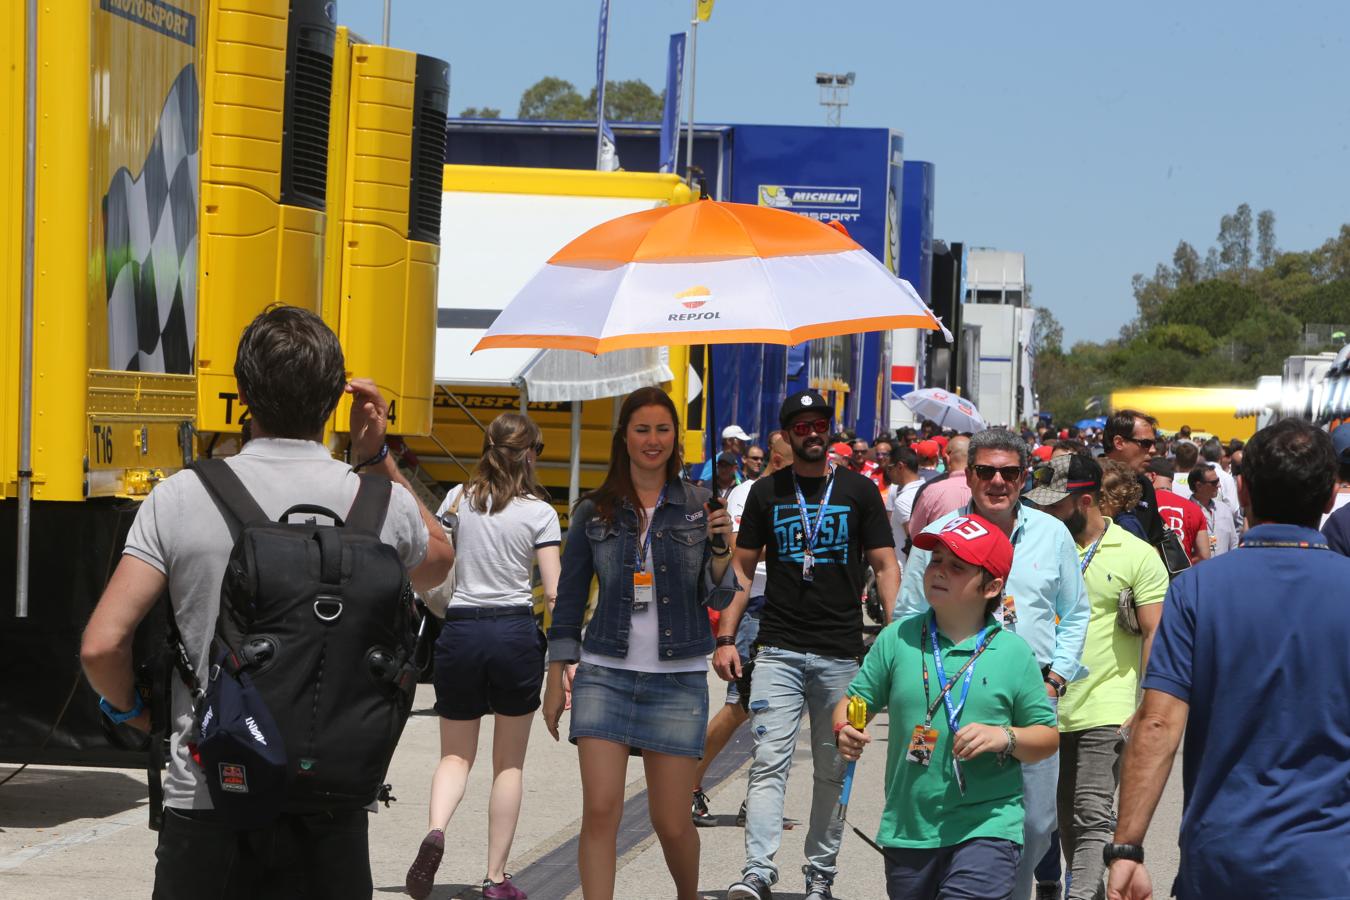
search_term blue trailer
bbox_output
[444,120,923,448]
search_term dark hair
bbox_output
[1241,418,1337,527]
[234,305,346,439]
[1187,465,1210,492]
[1104,409,1150,450]
[464,413,549,515]
[1146,457,1175,479]
[891,446,919,474]
[1174,441,1199,469]
[584,387,684,526]
[1052,439,1090,458]
[1200,438,1223,464]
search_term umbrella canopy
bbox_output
[473,200,947,354]
[901,388,986,433]
[1075,417,1107,430]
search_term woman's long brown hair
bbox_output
[463,413,550,514]
[584,386,684,526]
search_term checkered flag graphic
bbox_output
[103,65,199,374]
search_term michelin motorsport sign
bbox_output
[758,184,862,223]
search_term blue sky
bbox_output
[341,1,1348,345]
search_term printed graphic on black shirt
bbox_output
[738,467,892,659]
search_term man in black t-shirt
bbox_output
[719,391,898,900]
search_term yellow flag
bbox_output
[696,0,715,22]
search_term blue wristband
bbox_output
[353,443,389,471]
[99,691,145,725]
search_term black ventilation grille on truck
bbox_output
[280,1,336,211]
[408,55,450,244]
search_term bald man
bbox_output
[905,434,972,539]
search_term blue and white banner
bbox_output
[659,32,686,174]
[595,0,612,168]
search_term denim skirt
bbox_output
[568,662,709,758]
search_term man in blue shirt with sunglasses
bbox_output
[898,428,1089,900]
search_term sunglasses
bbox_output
[1199,477,1220,486]
[790,418,831,437]
[1124,437,1157,451]
[533,442,545,455]
[746,455,765,462]
[972,464,1026,483]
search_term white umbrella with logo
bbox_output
[901,388,987,433]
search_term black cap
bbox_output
[779,390,835,429]
[716,451,739,466]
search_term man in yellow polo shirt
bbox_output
[1026,454,1168,900]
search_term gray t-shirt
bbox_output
[122,438,429,809]
[435,485,560,608]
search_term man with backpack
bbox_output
[81,306,453,899]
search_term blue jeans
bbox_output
[741,646,858,886]
[1014,751,1061,900]
[883,838,1022,900]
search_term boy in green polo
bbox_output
[834,514,1058,900]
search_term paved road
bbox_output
[0,675,1184,899]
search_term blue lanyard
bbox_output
[1238,537,1329,551]
[926,613,992,733]
[792,466,836,555]
[634,485,668,573]
[1080,521,1109,575]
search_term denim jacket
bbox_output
[548,479,739,664]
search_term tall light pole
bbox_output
[816,71,855,126]
[382,0,391,45]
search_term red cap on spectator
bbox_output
[1031,445,1055,462]
[913,514,1014,582]
[914,440,940,459]
[933,435,949,450]
[829,442,854,458]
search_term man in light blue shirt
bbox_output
[896,429,1089,900]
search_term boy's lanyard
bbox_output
[920,615,997,730]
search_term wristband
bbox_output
[997,724,1016,764]
[832,720,848,739]
[353,443,389,471]
[99,691,145,725]
[715,635,737,648]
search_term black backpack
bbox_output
[160,458,422,827]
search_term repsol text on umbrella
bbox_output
[668,311,722,322]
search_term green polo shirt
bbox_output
[1057,519,1169,732]
[847,612,1055,849]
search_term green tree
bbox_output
[517,76,665,122]
[1256,209,1277,269]
[1218,203,1253,278]
[459,106,501,118]
[517,77,589,120]
[1031,306,1063,355]
[1156,279,1260,336]
[1172,240,1201,286]
[585,78,664,122]
[1131,263,1174,328]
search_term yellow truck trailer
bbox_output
[0,1,445,764]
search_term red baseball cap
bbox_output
[829,442,853,458]
[913,514,1013,582]
[1031,444,1055,462]
[932,435,949,450]
[914,439,939,458]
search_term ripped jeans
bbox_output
[741,646,859,886]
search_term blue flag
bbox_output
[659,33,686,174]
[595,0,611,151]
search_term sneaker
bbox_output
[727,873,774,900]
[404,829,444,900]
[1035,883,1062,900]
[803,865,834,900]
[735,799,747,827]
[482,874,528,900]
[691,788,716,827]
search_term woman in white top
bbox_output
[406,414,561,900]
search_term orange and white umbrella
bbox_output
[473,200,948,354]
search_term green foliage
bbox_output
[1034,209,1350,424]
[517,76,664,122]
[459,106,501,118]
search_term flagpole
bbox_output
[595,0,611,170]
[684,0,698,183]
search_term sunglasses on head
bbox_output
[790,418,831,436]
[972,464,1025,483]
[532,442,545,455]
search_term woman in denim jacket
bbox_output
[543,386,738,900]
